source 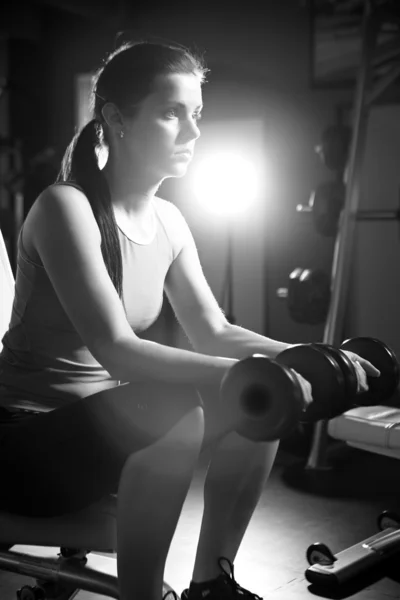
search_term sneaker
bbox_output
[163,588,180,600]
[163,583,180,600]
[181,557,263,600]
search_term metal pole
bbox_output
[297,205,400,221]
[306,1,377,471]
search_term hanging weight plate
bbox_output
[310,181,345,237]
[286,268,331,325]
[315,124,352,172]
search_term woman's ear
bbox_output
[101,102,124,132]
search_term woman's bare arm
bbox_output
[31,185,236,386]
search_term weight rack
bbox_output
[306,0,400,470]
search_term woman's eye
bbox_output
[164,109,202,121]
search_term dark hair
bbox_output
[58,40,208,297]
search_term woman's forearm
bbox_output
[195,323,292,360]
[97,336,238,386]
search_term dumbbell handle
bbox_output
[367,527,400,554]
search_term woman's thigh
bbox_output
[0,381,203,518]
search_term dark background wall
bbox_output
[1,0,398,350]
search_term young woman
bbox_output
[0,40,377,600]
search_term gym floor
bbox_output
[1,437,399,600]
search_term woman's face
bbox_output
[122,72,203,180]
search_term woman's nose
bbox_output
[184,118,201,142]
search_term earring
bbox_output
[120,130,124,139]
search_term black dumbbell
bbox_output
[311,343,358,411]
[219,344,348,443]
[340,337,400,406]
[314,337,400,409]
[276,345,349,422]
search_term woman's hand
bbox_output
[342,351,381,393]
[290,349,382,410]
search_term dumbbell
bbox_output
[313,337,400,409]
[219,344,349,443]
[305,510,400,587]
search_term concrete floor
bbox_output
[1,439,400,600]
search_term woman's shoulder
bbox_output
[154,197,193,256]
[32,182,95,221]
[21,183,99,264]
[41,181,88,201]
[153,197,188,227]
[27,182,100,247]
[154,196,180,216]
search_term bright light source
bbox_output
[192,153,260,215]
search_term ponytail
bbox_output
[57,120,123,298]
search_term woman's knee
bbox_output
[120,406,205,481]
[162,405,205,451]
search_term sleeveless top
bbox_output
[0,183,178,412]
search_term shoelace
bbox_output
[163,590,180,600]
[218,557,263,600]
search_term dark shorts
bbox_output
[0,382,206,518]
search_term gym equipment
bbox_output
[298,181,344,237]
[313,337,400,410]
[220,344,348,443]
[231,335,400,444]
[0,544,178,599]
[220,354,304,442]
[297,180,400,237]
[315,124,352,172]
[276,345,348,422]
[305,1,400,470]
[276,267,331,325]
[311,343,358,409]
[222,336,400,443]
[305,510,400,587]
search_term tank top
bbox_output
[0,182,177,412]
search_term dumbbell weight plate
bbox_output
[287,268,331,325]
[306,542,336,566]
[341,337,400,405]
[317,124,352,172]
[310,181,345,237]
[276,345,346,422]
[220,355,305,442]
[377,510,400,531]
[312,343,358,413]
